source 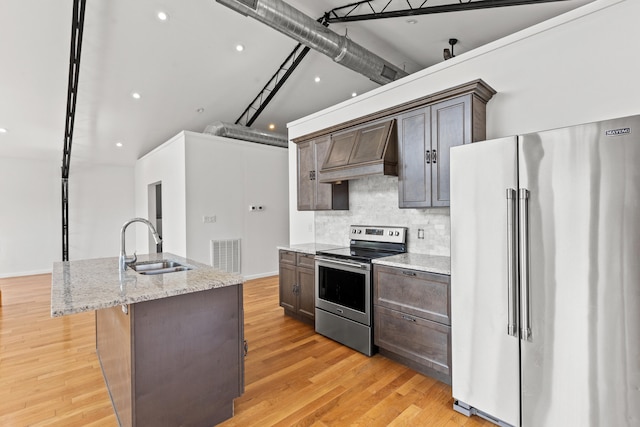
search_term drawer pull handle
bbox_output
[402,271,416,276]
[402,315,416,322]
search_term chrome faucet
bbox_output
[119,217,162,272]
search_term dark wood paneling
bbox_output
[132,287,242,427]
[374,265,450,325]
[297,266,315,322]
[431,95,473,207]
[322,129,357,169]
[296,253,315,269]
[297,136,349,211]
[374,305,451,379]
[279,260,296,312]
[398,107,431,207]
[279,250,296,266]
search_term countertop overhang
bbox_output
[51,252,243,317]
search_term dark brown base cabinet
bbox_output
[279,250,315,325]
[96,285,244,427]
[373,265,452,384]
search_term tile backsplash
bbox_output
[315,175,450,256]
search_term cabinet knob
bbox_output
[402,271,416,276]
[432,149,437,164]
[425,150,431,164]
[402,315,416,322]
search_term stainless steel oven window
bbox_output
[315,258,371,326]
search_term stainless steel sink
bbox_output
[128,260,192,275]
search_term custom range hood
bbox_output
[319,119,397,183]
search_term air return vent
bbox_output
[210,239,241,274]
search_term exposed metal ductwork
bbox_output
[215,0,409,85]
[203,121,288,148]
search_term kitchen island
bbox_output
[51,252,244,427]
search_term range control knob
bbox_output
[388,231,393,236]
[395,231,400,236]
[357,229,362,234]
[352,229,357,234]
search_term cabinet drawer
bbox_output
[279,250,296,265]
[296,253,315,269]
[374,305,451,376]
[374,265,450,325]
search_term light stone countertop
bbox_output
[51,252,243,317]
[276,243,344,255]
[373,253,451,275]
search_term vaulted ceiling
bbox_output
[0,0,594,167]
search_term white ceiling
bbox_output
[0,0,594,167]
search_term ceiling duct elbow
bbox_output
[203,121,288,148]
[215,0,408,85]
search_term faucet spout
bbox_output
[119,217,163,272]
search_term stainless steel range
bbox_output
[315,225,407,356]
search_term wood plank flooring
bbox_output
[0,274,491,426]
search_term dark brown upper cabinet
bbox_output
[296,136,348,211]
[292,79,495,210]
[398,89,493,208]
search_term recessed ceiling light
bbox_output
[157,11,169,21]
[235,44,245,52]
[406,19,417,24]
[131,92,141,99]
[116,142,123,148]
[351,92,357,97]
[314,76,321,83]
[268,123,276,130]
[0,128,7,134]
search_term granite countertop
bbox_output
[51,252,243,317]
[277,242,344,255]
[373,253,451,275]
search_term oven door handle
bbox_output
[316,257,369,270]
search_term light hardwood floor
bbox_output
[0,274,491,426]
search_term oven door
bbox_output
[315,257,371,326]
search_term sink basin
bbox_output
[128,260,192,275]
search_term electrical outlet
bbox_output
[203,215,216,223]
[418,228,425,239]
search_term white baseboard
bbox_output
[242,271,278,281]
[0,268,52,279]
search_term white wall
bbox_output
[134,133,187,256]
[184,132,289,278]
[0,156,135,278]
[136,131,289,279]
[287,0,639,245]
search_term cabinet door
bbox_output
[374,265,450,326]
[297,141,315,211]
[349,120,393,164]
[313,136,334,210]
[430,95,472,207]
[323,128,357,169]
[297,267,316,322]
[374,305,451,379]
[398,107,431,208]
[279,262,297,312]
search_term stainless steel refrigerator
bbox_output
[450,115,640,427]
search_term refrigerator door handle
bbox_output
[506,188,518,337]
[519,188,532,341]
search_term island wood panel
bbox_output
[0,274,492,427]
[96,285,243,427]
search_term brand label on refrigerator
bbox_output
[605,128,631,136]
